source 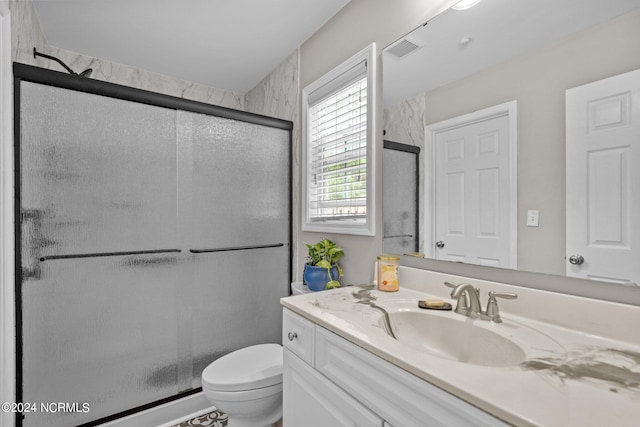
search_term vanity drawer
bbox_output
[315,327,507,427]
[282,309,315,366]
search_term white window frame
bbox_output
[301,43,376,236]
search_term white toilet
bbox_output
[201,343,283,427]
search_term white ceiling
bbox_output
[383,0,640,106]
[32,0,351,93]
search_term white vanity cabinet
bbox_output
[282,310,383,426]
[282,309,507,427]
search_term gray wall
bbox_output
[297,0,457,285]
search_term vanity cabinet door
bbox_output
[282,309,316,365]
[283,349,383,427]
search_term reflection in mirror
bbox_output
[382,0,640,287]
[382,140,420,255]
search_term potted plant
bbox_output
[303,238,345,291]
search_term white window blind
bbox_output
[302,42,376,236]
[308,62,367,222]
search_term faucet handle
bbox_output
[490,291,517,300]
[485,291,518,323]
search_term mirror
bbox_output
[382,0,640,283]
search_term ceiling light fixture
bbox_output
[451,0,482,10]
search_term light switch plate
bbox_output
[527,210,539,227]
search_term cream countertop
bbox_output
[281,269,640,427]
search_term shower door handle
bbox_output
[39,248,182,261]
[190,243,284,253]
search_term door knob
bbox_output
[435,241,445,249]
[568,254,584,265]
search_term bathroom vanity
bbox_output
[280,267,640,426]
[281,309,504,426]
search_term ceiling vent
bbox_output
[386,39,421,59]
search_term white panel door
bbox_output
[566,69,640,286]
[432,108,515,268]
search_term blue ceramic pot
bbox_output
[303,264,339,292]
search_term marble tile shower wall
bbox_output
[244,50,298,120]
[9,0,244,110]
[383,94,425,147]
[9,0,47,67]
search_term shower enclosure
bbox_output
[382,140,420,254]
[13,63,291,427]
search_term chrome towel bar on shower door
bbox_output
[189,243,285,254]
[39,249,182,262]
[38,243,286,261]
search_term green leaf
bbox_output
[325,280,340,290]
[316,260,331,269]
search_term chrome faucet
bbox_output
[445,281,482,318]
[444,281,517,322]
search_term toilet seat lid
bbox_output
[201,343,282,392]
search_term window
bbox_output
[302,43,376,235]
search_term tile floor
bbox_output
[171,410,283,427]
[171,410,228,427]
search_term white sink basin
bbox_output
[376,300,565,367]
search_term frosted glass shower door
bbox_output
[20,83,178,258]
[19,82,181,427]
[177,112,290,386]
[383,142,419,254]
[181,112,290,248]
[17,76,292,427]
